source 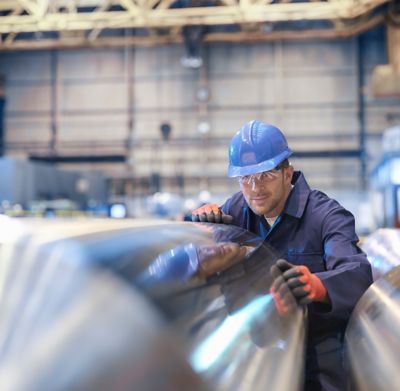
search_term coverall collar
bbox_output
[283,171,311,219]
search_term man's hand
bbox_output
[272,259,328,305]
[191,204,233,224]
[269,263,297,316]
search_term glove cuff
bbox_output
[296,265,327,302]
[309,274,327,302]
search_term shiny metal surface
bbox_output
[0,217,306,391]
[361,228,400,280]
[345,266,400,391]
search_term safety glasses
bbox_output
[238,169,281,186]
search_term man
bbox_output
[139,241,252,284]
[192,120,373,391]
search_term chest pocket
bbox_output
[284,252,325,273]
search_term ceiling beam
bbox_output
[87,0,112,41]
[15,0,39,16]
[0,0,389,50]
[119,0,139,13]
[0,12,385,51]
[0,0,390,34]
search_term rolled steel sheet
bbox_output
[0,218,306,391]
[345,265,400,391]
[361,228,400,280]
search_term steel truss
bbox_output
[0,0,390,50]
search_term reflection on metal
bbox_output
[191,295,274,372]
[190,294,306,391]
[345,266,400,391]
[0,0,389,50]
[0,218,306,391]
[361,228,400,280]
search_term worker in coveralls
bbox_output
[192,120,373,391]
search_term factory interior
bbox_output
[0,1,400,390]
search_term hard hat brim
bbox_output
[227,148,292,178]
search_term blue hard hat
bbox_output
[228,120,292,177]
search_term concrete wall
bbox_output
[0,25,399,200]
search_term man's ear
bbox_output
[285,165,294,183]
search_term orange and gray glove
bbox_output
[192,203,233,224]
[269,262,298,316]
[271,259,328,306]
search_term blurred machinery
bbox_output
[370,126,400,228]
[371,2,400,97]
[145,192,184,218]
[0,157,107,214]
[0,218,306,391]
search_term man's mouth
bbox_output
[252,195,269,201]
[251,195,269,204]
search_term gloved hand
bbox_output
[191,203,233,224]
[269,262,298,316]
[272,259,328,305]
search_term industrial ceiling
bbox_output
[0,0,391,50]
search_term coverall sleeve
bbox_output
[315,206,373,315]
[220,192,248,228]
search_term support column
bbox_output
[357,35,367,190]
[0,75,5,157]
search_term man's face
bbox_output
[197,242,250,277]
[239,166,294,218]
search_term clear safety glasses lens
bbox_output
[238,170,280,186]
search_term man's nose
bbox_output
[251,178,264,191]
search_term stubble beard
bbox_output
[248,196,280,217]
